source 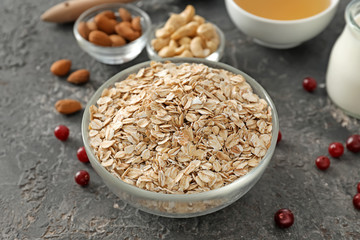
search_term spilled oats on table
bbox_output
[88,61,272,194]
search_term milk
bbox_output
[326,7,360,119]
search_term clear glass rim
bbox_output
[346,0,360,33]
[81,58,279,202]
[73,3,152,52]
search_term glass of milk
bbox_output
[326,0,360,119]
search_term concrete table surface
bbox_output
[1,0,359,239]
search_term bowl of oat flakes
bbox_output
[82,58,279,218]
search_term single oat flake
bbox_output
[88,61,272,194]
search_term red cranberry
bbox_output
[77,146,89,163]
[54,125,69,141]
[75,170,90,186]
[277,131,282,144]
[274,208,294,228]
[357,182,360,193]
[328,142,344,158]
[346,135,360,153]
[353,193,360,210]
[302,77,317,92]
[315,156,330,170]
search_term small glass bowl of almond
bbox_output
[81,58,279,218]
[74,3,151,65]
[146,5,225,62]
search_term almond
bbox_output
[89,30,112,46]
[87,21,98,31]
[67,69,90,84]
[131,16,142,32]
[95,10,116,21]
[95,14,116,34]
[77,21,90,40]
[50,59,71,76]
[118,8,132,22]
[55,99,82,114]
[109,34,126,47]
[115,21,140,41]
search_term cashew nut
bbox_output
[190,36,207,58]
[193,15,205,25]
[151,37,170,51]
[156,14,187,38]
[206,39,219,52]
[169,39,178,49]
[158,46,176,58]
[205,31,220,52]
[155,26,175,38]
[197,23,217,40]
[171,21,199,40]
[174,44,189,55]
[165,14,186,29]
[180,5,195,23]
[177,49,193,58]
[179,37,191,45]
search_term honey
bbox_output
[233,0,331,20]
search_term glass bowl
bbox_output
[81,58,279,218]
[73,3,151,65]
[146,23,225,62]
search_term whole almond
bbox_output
[95,14,116,34]
[87,21,98,31]
[115,21,140,41]
[131,16,142,32]
[50,59,71,76]
[67,69,90,84]
[89,30,112,46]
[96,10,116,20]
[118,8,132,22]
[77,21,90,40]
[109,34,126,47]
[55,99,82,114]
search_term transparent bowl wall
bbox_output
[82,58,279,218]
[146,23,225,62]
[73,3,151,65]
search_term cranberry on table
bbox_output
[277,131,282,144]
[54,125,69,141]
[346,134,360,153]
[75,170,90,186]
[274,208,294,228]
[353,193,360,210]
[77,146,89,163]
[315,156,330,170]
[357,182,360,193]
[302,77,317,92]
[328,142,344,158]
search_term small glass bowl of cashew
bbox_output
[146,5,225,62]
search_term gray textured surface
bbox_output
[1,0,359,239]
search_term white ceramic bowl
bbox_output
[81,58,279,218]
[225,0,340,49]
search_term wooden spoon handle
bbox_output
[41,0,137,23]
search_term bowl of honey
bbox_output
[225,0,339,49]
